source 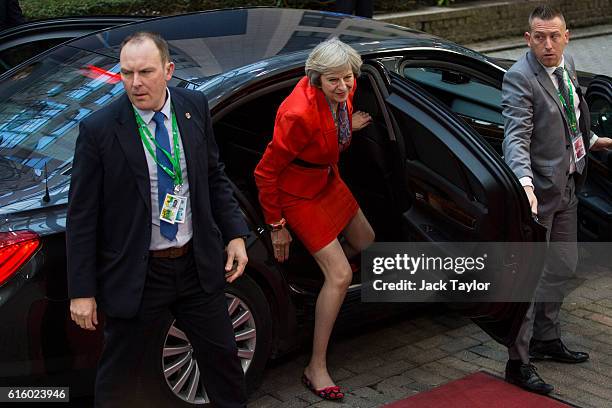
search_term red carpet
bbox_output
[385,372,575,408]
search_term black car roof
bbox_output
[65,8,489,106]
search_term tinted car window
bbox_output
[403,66,503,125]
[0,47,123,200]
[0,38,66,75]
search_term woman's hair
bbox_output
[305,38,362,87]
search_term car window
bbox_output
[401,64,505,155]
[0,38,67,75]
[403,66,503,125]
[0,47,124,197]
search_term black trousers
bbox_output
[95,250,246,408]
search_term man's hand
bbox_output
[352,111,372,131]
[591,136,612,151]
[225,237,248,283]
[524,185,538,215]
[70,297,98,331]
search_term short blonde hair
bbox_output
[305,38,362,87]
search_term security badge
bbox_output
[160,192,187,224]
[572,133,586,163]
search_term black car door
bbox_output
[359,60,547,346]
[390,49,612,243]
[581,75,612,242]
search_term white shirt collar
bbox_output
[542,55,565,76]
[133,88,172,124]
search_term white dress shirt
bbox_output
[133,89,193,250]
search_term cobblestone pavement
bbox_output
[248,263,612,407]
[484,29,612,78]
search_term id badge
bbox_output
[572,133,586,163]
[160,193,181,224]
[174,195,187,224]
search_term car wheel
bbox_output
[160,275,272,406]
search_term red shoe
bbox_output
[301,373,344,400]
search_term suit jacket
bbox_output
[502,51,592,217]
[66,87,248,318]
[254,76,355,224]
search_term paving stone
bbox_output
[468,330,492,343]
[272,382,311,402]
[338,373,382,390]
[248,395,283,408]
[569,390,612,408]
[468,344,508,362]
[406,347,449,365]
[380,344,421,362]
[444,324,482,338]
[341,355,386,373]
[421,361,469,380]
[370,359,417,378]
[431,313,471,329]
[309,401,353,408]
[328,367,355,382]
[455,349,482,362]
[413,334,455,350]
[375,373,417,390]
[348,386,390,406]
[589,313,612,328]
[438,356,481,374]
[440,336,481,353]
[275,397,310,408]
[470,356,505,373]
[576,381,612,400]
[402,367,449,386]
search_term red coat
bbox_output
[254,76,356,224]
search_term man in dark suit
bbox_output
[0,0,25,30]
[502,5,612,395]
[67,31,249,407]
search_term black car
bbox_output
[0,8,611,406]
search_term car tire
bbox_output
[142,274,272,406]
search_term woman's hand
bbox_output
[352,111,372,131]
[271,228,292,262]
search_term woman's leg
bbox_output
[341,208,375,259]
[305,239,352,389]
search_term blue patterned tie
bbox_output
[152,111,178,241]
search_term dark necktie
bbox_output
[553,67,585,174]
[153,111,178,241]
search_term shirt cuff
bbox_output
[519,176,533,188]
[589,133,598,149]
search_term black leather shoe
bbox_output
[505,361,554,395]
[529,339,590,363]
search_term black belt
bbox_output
[292,158,329,169]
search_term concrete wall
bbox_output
[377,0,612,44]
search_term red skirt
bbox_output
[279,170,359,253]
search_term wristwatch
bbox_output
[267,218,286,232]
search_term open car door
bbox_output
[359,60,547,346]
[580,75,612,241]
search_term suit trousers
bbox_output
[509,176,579,363]
[94,248,246,408]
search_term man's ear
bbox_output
[524,31,532,48]
[165,61,175,80]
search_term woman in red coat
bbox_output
[254,38,374,400]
